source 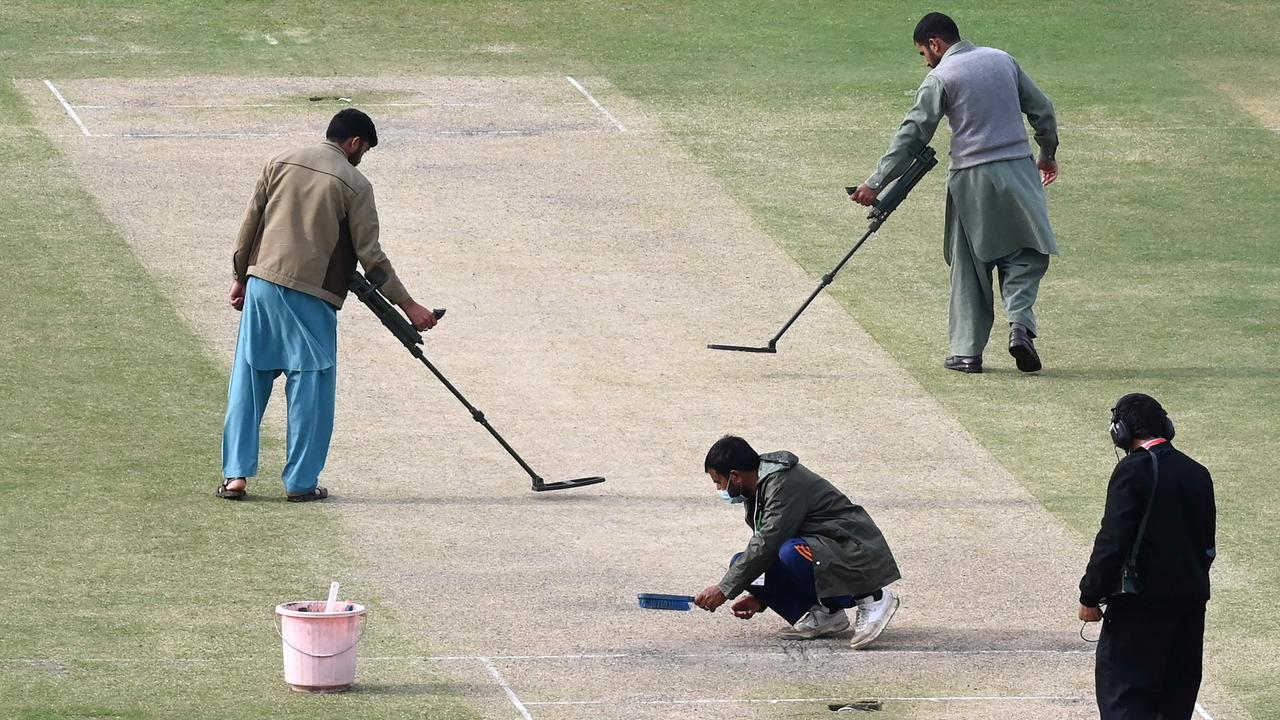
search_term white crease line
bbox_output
[43,80,91,137]
[525,694,1090,707]
[1196,702,1216,720]
[436,128,609,137]
[566,76,626,132]
[100,132,287,139]
[43,49,193,55]
[481,657,535,720]
[81,130,606,140]
[8,648,1090,664]
[369,648,1091,661]
[71,102,492,109]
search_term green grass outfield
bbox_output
[2,1,1277,717]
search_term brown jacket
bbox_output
[232,141,409,308]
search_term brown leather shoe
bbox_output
[1008,323,1042,373]
[944,355,983,373]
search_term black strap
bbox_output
[1126,448,1161,569]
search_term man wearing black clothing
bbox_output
[1079,393,1216,720]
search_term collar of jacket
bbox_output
[757,451,798,480]
[938,39,975,66]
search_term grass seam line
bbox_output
[42,80,91,136]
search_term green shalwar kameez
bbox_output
[867,41,1059,357]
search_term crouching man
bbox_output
[694,436,902,648]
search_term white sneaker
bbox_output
[778,605,850,639]
[849,589,899,649]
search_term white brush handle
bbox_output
[325,581,340,613]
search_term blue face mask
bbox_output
[718,474,746,505]
[718,489,745,504]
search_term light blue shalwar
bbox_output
[221,276,337,495]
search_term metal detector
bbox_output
[350,268,606,492]
[708,146,939,353]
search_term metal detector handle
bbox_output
[349,269,445,348]
[846,145,939,225]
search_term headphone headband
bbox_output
[1110,395,1175,450]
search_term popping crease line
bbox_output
[70,102,493,109]
[43,80,91,136]
[73,129,612,140]
[481,657,535,720]
[566,76,627,132]
[6,648,1092,664]
[523,694,1092,707]
[362,648,1094,660]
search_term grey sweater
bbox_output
[867,41,1058,188]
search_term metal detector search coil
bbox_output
[708,146,939,354]
[350,268,606,493]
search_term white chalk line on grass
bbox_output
[43,80,91,137]
[77,129,610,140]
[5,648,1092,664]
[8,655,1220,718]
[364,648,1094,661]
[71,102,493,109]
[566,76,626,132]
[523,694,1091,707]
[481,657,536,720]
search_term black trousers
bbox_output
[1095,600,1206,720]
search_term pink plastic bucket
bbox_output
[275,600,367,693]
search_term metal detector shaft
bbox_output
[349,269,604,492]
[708,146,938,354]
[763,223,878,350]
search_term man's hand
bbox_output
[694,585,727,612]
[730,594,763,619]
[401,299,438,331]
[1078,603,1103,623]
[1039,158,1058,187]
[850,183,880,207]
[229,279,246,312]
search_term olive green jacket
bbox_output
[718,452,901,599]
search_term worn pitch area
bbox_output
[21,76,1243,719]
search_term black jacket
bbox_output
[1079,444,1216,607]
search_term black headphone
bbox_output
[1110,395,1175,450]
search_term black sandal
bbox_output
[216,478,247,500]
[286,486,329,503]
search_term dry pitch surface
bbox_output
[22,75,1246,720]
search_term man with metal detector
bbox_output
[851,12,1059,374]
[694,436,901,648]
[217,109,438,502]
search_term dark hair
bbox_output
[326,108,378,147]
[704,435,760,476]
[913,12,961,45]
[1113,393,1169,440]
